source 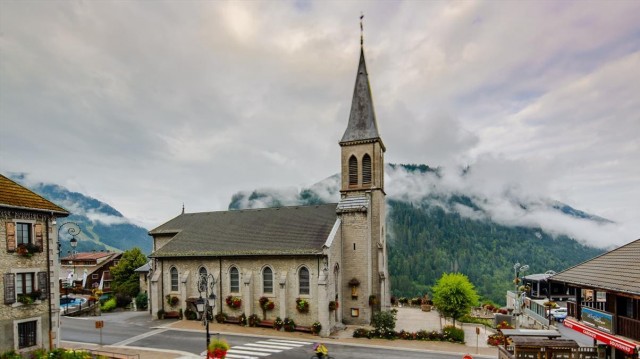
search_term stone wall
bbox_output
[0,212,61,351]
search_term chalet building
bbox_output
[148,43,390,336]
[59,251,122,293]
[550,239,640,358]
[0,174,69,352]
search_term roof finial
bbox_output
[360,13,364,47]
[181,203,185,214]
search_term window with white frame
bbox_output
[263,267,273,294]
[299,266,310,295]
[170,267,178,291]
[229,267,239,293]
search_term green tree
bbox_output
[432,272,479,326]
[111,247,148,298]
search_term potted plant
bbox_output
[239,313,247,326]
[166,295,179,307]
[16,244,32,258]
[259,296,275,319]
[311,321,322,335]
[207,338,230,359]
[283,317,295,332]
[225,295,242,309]
[248,314,260,327]
[18,294,34,305]
[273,317,284,330]
[157,309,165,319]
[328,301,338,311]
[295,298,309,313]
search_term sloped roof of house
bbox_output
[550,238,640,296]
[0,174,68,215]
[149,203,339,258]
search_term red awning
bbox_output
[564,318,639,355]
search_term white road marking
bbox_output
[266,339,314,345]
[111,328,169,346]
[232,345,281,353]
[227,349,270,356]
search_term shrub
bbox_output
[248,314,260,327]
[185,308,197,320]
[135,292,148,310]
[115,293,132,308]
[443,325,465,343]
[239,313,247,326]
[1,350,22,359]
[101,297,116,312]
[371,309,397,339]
[352,328,370,338]
[215,312,227,323]
[157,309,165,319]
[390,296,398,306]
[410,297,422,306]
[311,321,322,334]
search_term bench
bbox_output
[224,316,241,324]
[257,320,274,328]
[295,325,313,333]
[164,311,180,319]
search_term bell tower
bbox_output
[337,40,389,324]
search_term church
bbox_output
[148,42,389,337]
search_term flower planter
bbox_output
[207,349,227,359]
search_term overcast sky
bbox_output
[1,1,639,247]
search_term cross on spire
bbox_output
[360,13,364,47]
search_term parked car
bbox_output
[551,307,567,322]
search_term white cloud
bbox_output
[0,1,638,246]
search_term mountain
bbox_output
[9,173,152,255]
[229,163,607,305]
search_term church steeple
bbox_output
[340,47,382,146]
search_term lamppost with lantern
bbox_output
[58,222,81,288]
[196,273,217,350]
[513,262,529,328]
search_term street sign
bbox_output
[95,320,104,329]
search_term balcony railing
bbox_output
[617,316,640,342]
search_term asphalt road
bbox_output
[61,312,475,359]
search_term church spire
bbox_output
[340,16,381,145]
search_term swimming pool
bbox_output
[60,297,87,309]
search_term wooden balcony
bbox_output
[617,316,640,342]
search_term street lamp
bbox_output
[69,237,78,287]
[513,263,529,328]
[197,273,217,350]
[57,222,81,259]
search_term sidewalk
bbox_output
[62,307,498,358]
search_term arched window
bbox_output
[230,267,239,293]
[170,267,179,292]
[362,154,372,185]
[349,155,358,185]
[198,267,208,292]
[263,267,273,294]
[299,266,310,295]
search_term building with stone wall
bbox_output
[148,43,389,336]
[0,174,69,352]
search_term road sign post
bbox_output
[95,320,104,345]
[475,327,480,354]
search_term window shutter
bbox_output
[34,224,43,252]
[6,222,16,252]
[4,273,16,304]
[38,272,48,299]
[349,156,358,185]
[362,154,372,185]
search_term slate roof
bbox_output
[149,203,339,258]
[340,47,383,146]
[0,174,68,215]
[549,238,640,296]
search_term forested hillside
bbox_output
[387,200,603,304]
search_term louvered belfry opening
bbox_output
[362,154,372,185]
[349,155,358,186]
